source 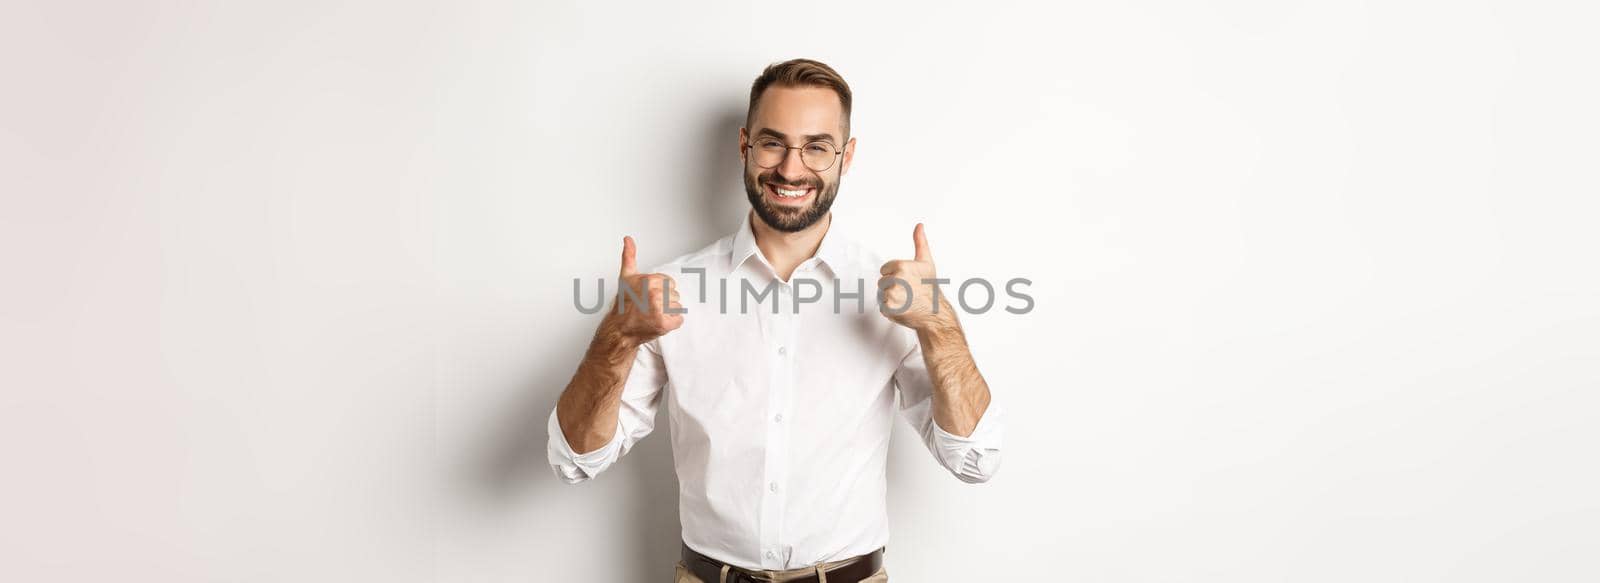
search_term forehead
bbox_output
[750,86,846,139]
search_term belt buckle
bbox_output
[735,571,774,583]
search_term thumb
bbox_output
[620,235,638,276]
[913,223,932,262]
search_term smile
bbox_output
[765,182,814,203]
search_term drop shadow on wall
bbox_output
[467,102,748,582]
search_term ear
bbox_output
[738,127,749,163]
[840,136,857,176]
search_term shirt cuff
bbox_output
[547,406,622,484]
[929,402,1004,483]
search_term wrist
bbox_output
[595,313,647,353]
[915,301,963,338]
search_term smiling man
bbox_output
[548,59,1004,583]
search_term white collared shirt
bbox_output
[547,213,1004,570]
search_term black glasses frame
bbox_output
[742,137,845,172]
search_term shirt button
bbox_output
[774,413,783,423]
[777,346,787,356]
[769,482,779,493]
[765,550,776,560]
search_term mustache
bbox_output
[760,171,823,190]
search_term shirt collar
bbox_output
[730,211,848,274]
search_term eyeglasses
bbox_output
[743,136,844,172]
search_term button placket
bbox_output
[757,297,796,570]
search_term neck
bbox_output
[750,211,831,281]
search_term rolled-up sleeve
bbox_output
[893,343,1005,484]
[547,339,669,484]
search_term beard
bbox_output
[743,167,839,233]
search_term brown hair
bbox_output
[747,58,853,138]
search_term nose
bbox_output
[776,147,809,181]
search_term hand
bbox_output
[877,223,955,331]
[607,236,684,345]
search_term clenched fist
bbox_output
[607,236,684,345]
[877,223,956,332]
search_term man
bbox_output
[548,58,1003,583]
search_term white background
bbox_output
[3,1,1597,581]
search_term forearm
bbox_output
[916,298,992,437]
[555,316,641,454]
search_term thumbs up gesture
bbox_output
[609,236,684,345]
[877,223,955,331]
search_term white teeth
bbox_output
[775,187,808,198]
